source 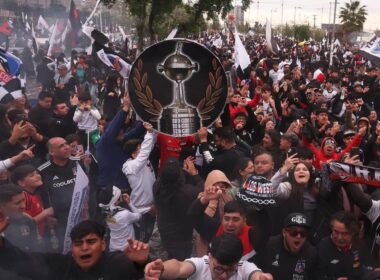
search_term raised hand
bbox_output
[144,259,164,280]
[125,239,149,264]
[358,126,367,136]
[70,95,79,106]
[10,145,35,165]
[200,185,223,204]
[197,127,208,143]
[183,156,198,176]
[10,121,27,143]
[280,153,300,175]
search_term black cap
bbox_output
[283,213,310,228]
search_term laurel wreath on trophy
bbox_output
[197,58,223,120]
[132,59,163,121]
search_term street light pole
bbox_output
[293,6,301,38]
[329,0,338,66]
[281,0,284,33]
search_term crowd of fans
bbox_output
[0,30,380,279]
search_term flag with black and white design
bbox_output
[0,48,23,104]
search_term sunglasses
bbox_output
[324,139,336,146]
[286,229,307,238]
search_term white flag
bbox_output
[47,21,58,57]
[266,18,273,52]
[166,27,178,40]
[37,15,50,31]
[234,28,250,70]
[84,0,102,27]
[118,25,127,41]
[62,163,89,254]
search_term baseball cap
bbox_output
[343,129,356,137]
[283,213,310,228]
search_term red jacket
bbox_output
[216,224,255,259]
[303,134,362,170]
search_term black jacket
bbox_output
[262,235,317,280]
[315,237,373,280]
[0,239,143,280]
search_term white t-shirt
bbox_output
[322,88,337,101]
[185,255,261,280]
[106,209,142,252]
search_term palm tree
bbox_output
[339,0,367,35]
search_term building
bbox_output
[233,5,244,26]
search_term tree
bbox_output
[103,0,251,49]
[293,25,311,41]
[339,0,367,35]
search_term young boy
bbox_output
[98,186,149,252]
[73,93,101,149]
[11,164,54,237]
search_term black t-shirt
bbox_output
[4,214,40,252]
[0,240,143,280]
[261,235,317,280]
[38,159,79,244]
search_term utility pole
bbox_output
[256,0,260,24]
[294,6,301,38]
[329,0,338,66]
[312,15,317,29]
[318,7,324,26]
[328,2,332,25]
[281,0,284,33]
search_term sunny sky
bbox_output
[241,0,379,31]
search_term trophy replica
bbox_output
[157,42,200,136]
[128,39,228,137]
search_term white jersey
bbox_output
[107,208,141,252]
[122,131,156,209]
[186,255,261,280]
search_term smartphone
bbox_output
[76,145,84,154]
[287,147,297,157]
[350,147,363,162]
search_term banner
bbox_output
[62,163,89,254]
[360,37,380,67]
[327,161,380,188]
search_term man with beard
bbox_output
[38,137,88,250]
[262,213,317,279]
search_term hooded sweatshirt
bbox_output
[303,134,362,170]
[202,170,233,218]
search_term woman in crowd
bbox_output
[153,157,203,260]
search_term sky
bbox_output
[240,0,380,31]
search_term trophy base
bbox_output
[160,107,200,137]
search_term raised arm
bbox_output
[144,259,195,280]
